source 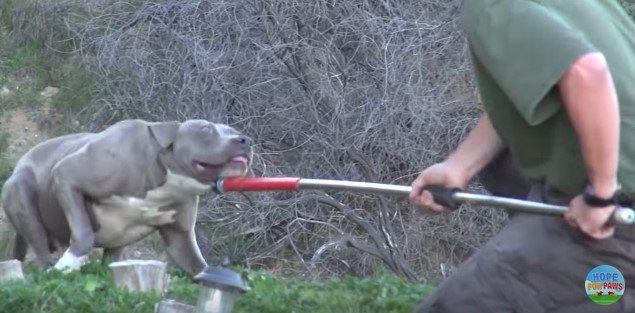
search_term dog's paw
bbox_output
[51,249,89,273]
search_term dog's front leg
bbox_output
[158,199,207,275]
[160,226,208,275]
[51,163,95,272]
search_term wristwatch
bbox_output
[582,184,620,207]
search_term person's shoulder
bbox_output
[460,0,539,18]
[460,0,500,36]
[460,0,507,29]
[460,0,547,31]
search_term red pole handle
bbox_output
[216,177,301,193]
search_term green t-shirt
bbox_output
[460,0,635,198]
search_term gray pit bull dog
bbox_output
[1,119,252,275]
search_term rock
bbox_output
[39,86,59,98]
[108,259,168,294]
[154,299,196,313]
[0,259,25,282]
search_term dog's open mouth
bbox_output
[227,155,249,165]
[194,155,249,172]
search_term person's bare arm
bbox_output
[559,52,620,197]
[558,52,620,239]
[445,114,505,181]
[410,114,505,212]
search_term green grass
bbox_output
[0,0,100,124]
[0,131,14,187]
[0,262,162,313]
[587,294,622,305]
[234,269,434,313]
[0,40,97,115]
[0,261,434,313]
[0,44,37,90]
[2,44,38,72]
[0,43,40,113]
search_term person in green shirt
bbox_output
[409,0,635,312]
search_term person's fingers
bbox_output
[597,219,616,239]
[597,227,615,239]
[424,203,446,214]
[567,197,616,239]
[409,174,426,201]
[409,168,451,214]
[419,190,446,213]
[606,226,615,238]
[411,189,445,213]
[563,210,578,228]
[412,191,433,209]
[583,225,614,240]
[410,194,425,208]
[576,216,614,240]
[566,218,578,229]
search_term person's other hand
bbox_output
[564,195,615,239]
[409,161,468,214]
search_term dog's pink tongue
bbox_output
[230,156,248,164]
[196,163,206,172]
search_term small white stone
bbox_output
[0,260,25,282]
[39,86,59,98]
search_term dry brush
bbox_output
[6,0,513,283]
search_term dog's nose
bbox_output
[232,135,252,147]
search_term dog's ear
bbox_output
[148,121,180,148]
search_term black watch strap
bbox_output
[583,184,618,207]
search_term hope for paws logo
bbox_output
[586,265,625,305]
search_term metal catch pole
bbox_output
[215,177,635,225]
